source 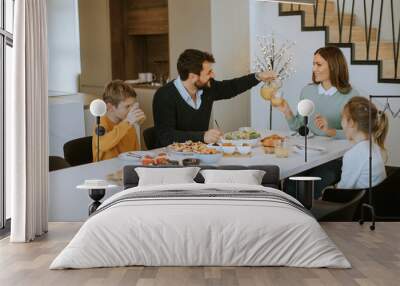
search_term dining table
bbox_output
[49,131,352,221]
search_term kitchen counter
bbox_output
[48,91,100,109]
[130,83,163,90]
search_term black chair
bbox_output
[312,166,400,223]
[49,156,70,171]
[311,188,366,221]
[63,136,93,166]
[357,166,400,221]
[143,127,158,150]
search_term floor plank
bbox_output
[1,222,400,286]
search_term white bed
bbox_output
[50,183,350,269]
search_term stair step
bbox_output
[382,59,400,79]
[329,26,377,43]
[280,1,399,82]
[354,42,396,61]
[281,1,356,28]
[281,1,336,14]
[300,2,336,15]
[303,13,354,27]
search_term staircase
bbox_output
[279,0,400,83]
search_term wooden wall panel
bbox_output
[127,7,168,35]
[144,34,169,79]
[109,0,126,79]
[110,0,169,80]
[128,0,167,9]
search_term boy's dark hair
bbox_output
[177,49,215,80]
[102,80,137,107]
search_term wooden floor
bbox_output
[1,222,399,286]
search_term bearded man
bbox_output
[152,49,275,147]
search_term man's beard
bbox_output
[195,79,211,90]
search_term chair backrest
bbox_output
[319,190,366,221]
[63,136,93,166]
[370,166,400,217]
[315,166,400,221]
[143,127,157,150]
[49,156,70,171]
[319,189,366,221]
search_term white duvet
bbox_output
[50,183,350,269]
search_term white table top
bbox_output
[49,131,352,221]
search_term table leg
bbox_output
[296,181,314,210]
[88,189,105,215]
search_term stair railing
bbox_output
[283,0,399,79]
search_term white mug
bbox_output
[130,103,145,124]
[132,102,140,111]
[138,73,147,82]
[145,73,153,82]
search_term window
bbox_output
[1,0,14,231]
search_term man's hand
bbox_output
[204,129,223,144]
[256,71,277,82]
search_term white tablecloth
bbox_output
[49,131,352,221]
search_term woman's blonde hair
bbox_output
[313,46,352,94]
[343,96,389,151]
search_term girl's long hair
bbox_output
[343,96,389,151]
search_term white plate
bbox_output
[238,127,254,132]
[118,151,156,161]
[77,184,118,190]
[220,138,259,147]
[291,132,315,139]
[166,146,194,156]
[193,152,223,164]
[207,144,223,152]
[293,144,326,155]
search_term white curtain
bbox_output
[7,0,49,242]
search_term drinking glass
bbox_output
[271,90,284,107]
[274,139,290,158]
[260,78,282,101]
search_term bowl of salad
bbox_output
[221,128,261,147]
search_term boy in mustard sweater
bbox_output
[92,80,146,161]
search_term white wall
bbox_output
[211,0,251,131]
[48,101,86,157]
[168,0,212,79]
[250,0,400,165]
[168,0,252,132]
[47,0,81,94]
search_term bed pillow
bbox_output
[135,167,201,186]
[200,169,266,185]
